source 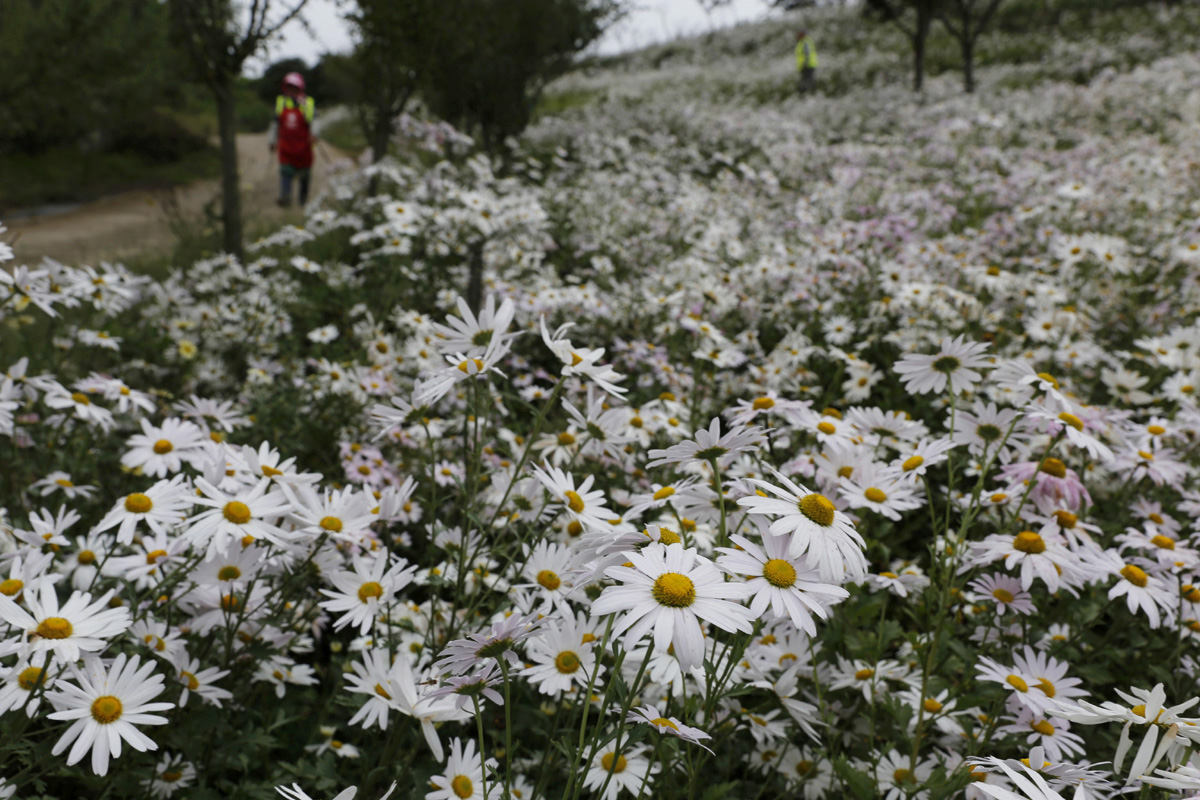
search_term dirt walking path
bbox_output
[3,132,357,267]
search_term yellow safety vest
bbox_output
[795,38,818,70]
[275,95,315,123]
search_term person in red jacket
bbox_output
[268,72,315,207]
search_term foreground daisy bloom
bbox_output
[0,584,131,664]
[893,335,991,396]
[738,471,867,582]
[277,782,396,800]
[46,653,173,776]
[427,738,491,800]
[716,533,849,635]
[591,542,754,671]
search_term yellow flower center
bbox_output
[894,768,914,784]
[923,698,943,713]
[451,775,474,799]
[1013,532,1046,554]
[864,487,887,503]
[375,683,392,699]
[537,570,561,591]
[0,578,24,596]
[153,439,174,455]
[1040,458,1067,479]
[1031,719,1055,736]
[77,550,96,565]
[855,668,874,680]
[752,396,775,410]
[1006,674,1029,692]
[796,760,814,776]
[319,516,343,533]
[652,573,696,608]
[1057,413,1083,432]
[223,501,251,524]
[902,455,924,472]
[456,358,484,374]
[601,753,628,774]
[1147,425,1166,436]
[653,486,675,501]
[182,670,200,691]
[817,421,837,435]
[1138,450,1155,461]
[564,491,585,513]
[91,695,123,724]
[162,770,184,782]
[358,582,385,603]
[1121,564,1148,588]
[1151,535,1175,550]
[18,666,45,690]
[1148,513,1165,525]
[992,588,1015,604]
[71,392,91,406]
[837,465,854,479]
[145,549,167,565]
[125,492,154,514]
[762,559,797,588]
[655,526,682,545]
[651,717,679,730]
[55,478,74,487]
[1054,510,1077,529]
[798,493,836,527]
[262,465,283,477]
[558,431,576,446]
[1036,372,1059,389]
[1036,678,1056,698]
[37,617,73,640]
[555,651,581,673]
[217,565,242,581]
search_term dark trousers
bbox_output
[279,163,311,206]
[798,67,816,93]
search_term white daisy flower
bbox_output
[426,738,494,800]
[319,550,418,635]
[0,584,131,664]
[738,470,867,582]
[893,335,991,396]
[590,542,754,671]
[522,613,602,696]
[307,324,339,343]
[182,477,294,557]
[45,653,174,776]
[582,744,658,800]
[95,475,193,545]
[716,533,848,635]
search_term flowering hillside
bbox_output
[4,5,1200,799]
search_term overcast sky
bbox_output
[252,0,772,73]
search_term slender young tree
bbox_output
[168,0,309,257]
[868,0,941,91]
[937,0,1006,92]
[344,0,436,195]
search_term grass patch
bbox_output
[318,112,369,156]
[535,88,604,121]
[0,146,220,212]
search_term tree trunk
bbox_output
[367,106,390,197]
[466,240,484,314]
[962,35,976,93]
[913,29,926,91]
[213,79,244,258]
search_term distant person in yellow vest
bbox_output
[268,72,316,207]
[795,30,818,93]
